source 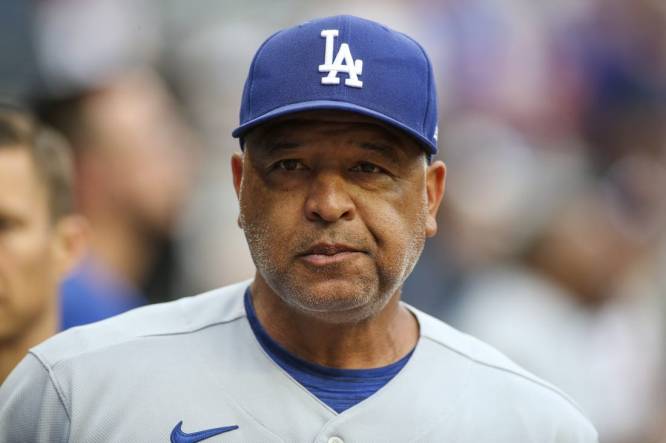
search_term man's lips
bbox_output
[298,243,366,265]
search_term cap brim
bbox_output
[231,100,436,155]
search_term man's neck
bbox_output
[250,276,419,369]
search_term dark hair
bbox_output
[0,107,75,221]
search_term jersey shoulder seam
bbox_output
[420,334,588,417]
[139,312,247,339]
[28,351,73,425]
[42,313,248,371]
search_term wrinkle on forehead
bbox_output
[244,110,423,161]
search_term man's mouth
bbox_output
[298,243,365,266]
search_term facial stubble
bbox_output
[238,183,428,324]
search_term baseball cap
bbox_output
[232,15,439,155]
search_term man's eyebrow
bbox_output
[263,141,301,154]
[359,141,401,164]
[0,210,24,225]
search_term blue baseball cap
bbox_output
[232,15,439,155]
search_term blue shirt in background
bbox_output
[59,256,147,330]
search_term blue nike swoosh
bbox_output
[170,421,239,443]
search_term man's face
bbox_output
[82,73,194,235]
[0,148,61,342]
[233,111,445,322]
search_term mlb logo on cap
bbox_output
[319,29,364,88]
[232,15,439,155]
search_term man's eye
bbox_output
[351,162,382,173]
[0,217,20,232]
[274,159,306,171]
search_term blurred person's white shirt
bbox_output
[452,264,664,443]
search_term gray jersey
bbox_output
[0,280,597,442]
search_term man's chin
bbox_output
[276,278,382,322]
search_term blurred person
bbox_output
[38,69,195,329]
[453,156,666,443]
[419,0,586,139]
[403,113,587,317]
[0,106,86,383]
[568,0,666,171]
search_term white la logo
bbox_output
[318,29,363,88]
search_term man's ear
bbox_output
[51,215,90,278]
[231,153,244,229]
[231,153,244,198]
[425,160,446,237]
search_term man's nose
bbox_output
[304,172,355,223]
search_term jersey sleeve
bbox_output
[560,413,599,443]
[0,352,70,443]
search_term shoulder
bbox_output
[408,305,598,438]
[32,280,251,370]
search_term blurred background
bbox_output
[1,0,665,441]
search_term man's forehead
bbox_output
[246,110,418,150]
[0,147,48,211]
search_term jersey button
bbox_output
[328,437,344,443]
